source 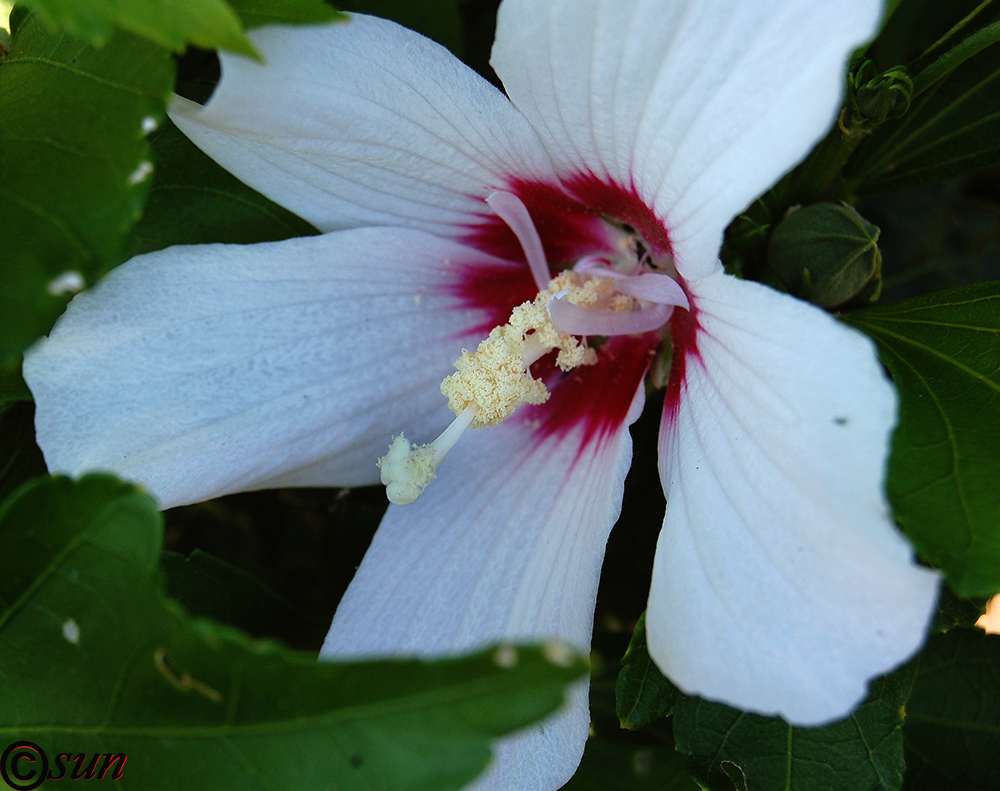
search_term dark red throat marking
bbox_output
[448,173,692,449]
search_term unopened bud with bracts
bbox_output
[767,203,882,309]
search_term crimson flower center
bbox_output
[375,190,690,506]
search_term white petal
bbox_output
[492,0,882,279]
[170,15,553,238]
[24,229,498,508]
[647,273,939,724]
[321,389,645,790]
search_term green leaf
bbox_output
[15,0,344,54]
[869,0,986,69]
[902,628,1000,790]
[0,474,589,791]
[563,738,699,791]
[845,43,1000,193]
[910,18,1000,98]
[0,402,46,504]
[160,548,311,644]
[18,0,256,54]
[881,0,906,28]
[127,118,318,257]
[0,364,32,403]
[855,178,1000,305]
[845,283,1000,596]
[0,13,174,376]
[230,0,344,30]
[615,611,681,730]
[929,584,988,633]
[673,662,917,791]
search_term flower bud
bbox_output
[767,203,882,309]
[846,60,912,130]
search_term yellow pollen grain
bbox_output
[376,434,438,504]
[609,293,633,311]
[440,272,604,428]
[566,276,615,307]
